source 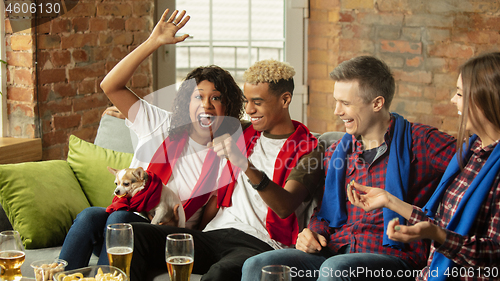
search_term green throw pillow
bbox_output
[67,135,133,207]
[0,160,91,249]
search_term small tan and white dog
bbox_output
[107,166,186,227]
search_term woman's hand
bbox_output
[386,218,446,244]
[149,9,191,48]
[347,181,390,211]
[295,228,328,254]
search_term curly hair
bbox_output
[169,66,245,139]
[243,59,295,96]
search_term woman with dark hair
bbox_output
[59,9,245,270]
[348,52,500,281]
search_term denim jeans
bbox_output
[59,207,148,270]
[242,246,415,281]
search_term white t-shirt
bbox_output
[203,133,313,249]
[126,100,222,229]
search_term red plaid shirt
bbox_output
[410,138,500,281]
[308,118,456,270]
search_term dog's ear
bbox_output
[107,166,118,175]
[133,167,145,180]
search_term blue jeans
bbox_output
[242,247,415,281]
[59,207,148,270]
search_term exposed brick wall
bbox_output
[307,0,500,135]
[6,0,500,159]
[5,16,37,139]
[5,0,154,160]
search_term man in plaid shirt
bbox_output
[241,56,456,281]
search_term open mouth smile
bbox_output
[198,113,215,128]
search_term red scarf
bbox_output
[106,170,163,213]
[146,132,221,221]
[217,121,318,246]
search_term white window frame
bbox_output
[153,0,309,122]
[285,0,309,123]
[176,0,286,79]
[1,2,7,137]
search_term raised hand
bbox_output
[347,181,390,211]
[100,9,191,122]
[149,9,190,47]
[295,228,328,254]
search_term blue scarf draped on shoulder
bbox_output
[317,112,412,249]
[422,134,500,281]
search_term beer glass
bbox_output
[261,265,291,281]
[0,230,25,281]
[165,233,194,281]
[106,223,133,278]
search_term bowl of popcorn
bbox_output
[53,265,127,281]
[31,259,68,281]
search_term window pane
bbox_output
[212,1,249,41]
[175,0,285,86]
[176,0,210,40]
[251,0,283,40]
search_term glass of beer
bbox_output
[261,265,291,281]
[106,223,133,278]
[0,230,25,281]
[165,233,194,281]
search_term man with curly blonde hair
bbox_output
[244,59,295,96]
[129,59,325,281]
